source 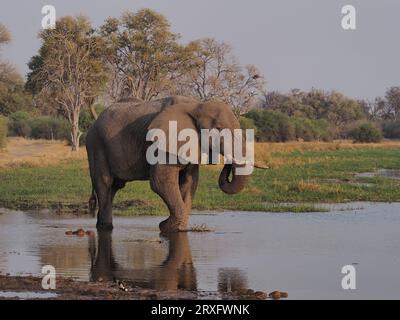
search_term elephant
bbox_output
[86,95,251,233]
[90,230,197,291]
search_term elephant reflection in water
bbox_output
[149,233,196,291]
[89,231,118,282]
[89,231,196,291]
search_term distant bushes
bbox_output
[30,116,70,140]
[382,120,400,139]
[239,116,256,130]
[349,122,382,143]
[0,115,7,149]
[244,110,293,142]
[292,117,332,142]
[8,111,70,141]
[260,89,366,138]
[6,106,104,144]
[8,112,32,137]
[243,110,332,142]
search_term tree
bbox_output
[27,16,108,150]
[0,74,31,116]
[0,24,31,116]
[0,23,11,47]
[260,89,365,137]
[350,122,382,143]
[99,9,196,101]
[261,91,287,110]
[358,99,376,120]
[261,89,306,117]
[384,86,400,120]
[176,38,265,114]
[311,91,365,129]
[0,23,13,90]
[357,87,400,121]
[0,115,7,149]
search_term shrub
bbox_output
[293,117,333,142]
[245,110,295,142]
[30,116,70,140]
[382,120,400,139]
[350,122,382,143]
[0,115,7,149]
[8,112,70,141]
[239,116,255,130]
[261,89,366,135]
[244,110,332,142]
[6,108,101,143]
[7,111,32,137]
[239,116,257,138]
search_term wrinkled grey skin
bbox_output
[86,95,250,233]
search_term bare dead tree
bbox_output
[176,38,265,115]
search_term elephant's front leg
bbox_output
[179,164,199,213]
[150,164,189,233]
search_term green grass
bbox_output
[1,147,400,215]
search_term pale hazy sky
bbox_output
[0,0,399,99]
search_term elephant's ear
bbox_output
[147,103,200,161]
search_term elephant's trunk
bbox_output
[218,163,250,194]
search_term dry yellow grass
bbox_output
[0,137,86,168]
[296,179,322,193]
[294,179,342,194]
[1,137,400,170]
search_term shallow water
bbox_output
[0,291,58,299]
[0,203,400,299]
[355,169,400,180]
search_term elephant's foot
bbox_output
[96,221,113,231]
[159,216,188,233]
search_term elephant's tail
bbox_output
[89,188,97,216]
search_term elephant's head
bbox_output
[148,100,252,194]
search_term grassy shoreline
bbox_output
[1,139,400,215]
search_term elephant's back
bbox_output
[94,96,198,139]
[94,101,160,140]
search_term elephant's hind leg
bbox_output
[95,181,114,231]
[150,165,188,233]
[92,151,114,231]
[96,178,125,231]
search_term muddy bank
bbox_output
[0,199,152,215]
[0,275,273,300]
[0,274,194,300]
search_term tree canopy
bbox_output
[260,89,366,136]
[0,24,31,116]
[26,16,108,150]
[99,9,197,101]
